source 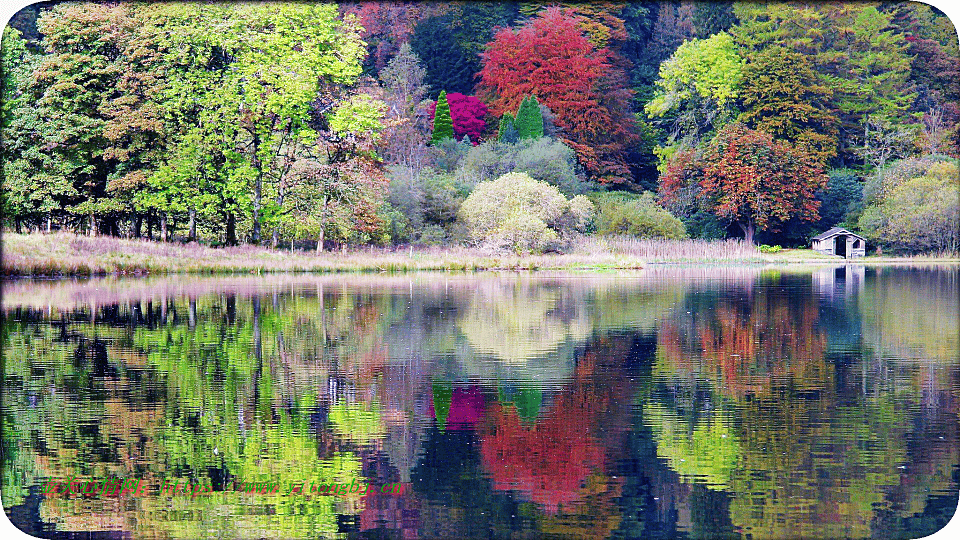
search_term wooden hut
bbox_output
[811,227,866,258]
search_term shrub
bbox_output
[858,160,959,253]
[757,244,782,253]
[592,192,688,240]
[458,137,592,195]
[459,172,594,253]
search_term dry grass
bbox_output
[1,232,651,276]
[3,233,952,277]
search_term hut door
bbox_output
[835,235,847,257]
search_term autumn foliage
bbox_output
[478,7,637,185]
[661,123,826,244]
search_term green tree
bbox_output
[738,46,839,165]
[859,160,959,253]
[591,191,688,239]
[732,3,916,165]
[515,96,544,140]
[497,113,518,143]
[1,26,76,233]
[645,31,744,162]
[411,15,479,97]
[431,90,455,144]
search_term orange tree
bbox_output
[660,123,826,245]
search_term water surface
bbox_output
[2,266,958,539]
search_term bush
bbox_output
[458,137,592,195]
[428,137,472,173]
[592,192,688,240]
[863,155,956,205]
[459,172,595,253]
[858,160,959,253]
[757,244,782,253]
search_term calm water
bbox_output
[2,266,958,539]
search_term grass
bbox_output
[1,232,955,277]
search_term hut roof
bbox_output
[812,227,865,242]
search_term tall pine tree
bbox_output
[431,90,454,144]
[515,95,544,139]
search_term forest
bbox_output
[1,1,958,254]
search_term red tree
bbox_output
[428,93,489,143]
[477,7,637,185]
[661,124,827,245]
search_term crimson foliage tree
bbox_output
[428,92,488,143]
[478,7,637,185]
[661,123,826,245]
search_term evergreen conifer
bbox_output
[430,90,454,144]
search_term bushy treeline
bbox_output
[2,2,958,254]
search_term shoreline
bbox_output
[2,232,957,278]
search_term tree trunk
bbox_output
[188,208,197,242]
[740,222,756,246]
[147,215,153,240]
[46,216,52,233]
[160,214,168,242]
[272,228,279,249]
[226,213,237,246]
[134,214,142,238]
[251,133,262,244]
[316,196,329,254]
[14,218,21,234]
[89,214,97,237]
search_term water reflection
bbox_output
[2,266,958,539]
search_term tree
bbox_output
[856,115,917,171]
[341,2,449,71]
[156,3,369,245]
[592,191,687,239]
[478,7,638,185]
[459,172,593,254]
[458,137,592,195]
[732,3,917,165]
[693,1,737,37]
[411,14,479,97]
[0,26,76,233]
[859,159,959,253]
[661,123,826,245]
[377,42,430,168]
[430,90,455,144]
[645,32,744,156]
[26,3,141,236]
[515,96,544,140]
[737,46,838,165]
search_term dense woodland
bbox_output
[1,1,958,253]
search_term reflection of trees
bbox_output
[860,266,959,364]
[477,346,635,534]
[650,274,960,538]
[2,296,388,538]
[656,285,828,398]
[457,279,590,368]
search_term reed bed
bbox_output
[2,232,950,278]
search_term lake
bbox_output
[2,265,958,539]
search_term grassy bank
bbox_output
[1,233,954,277]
